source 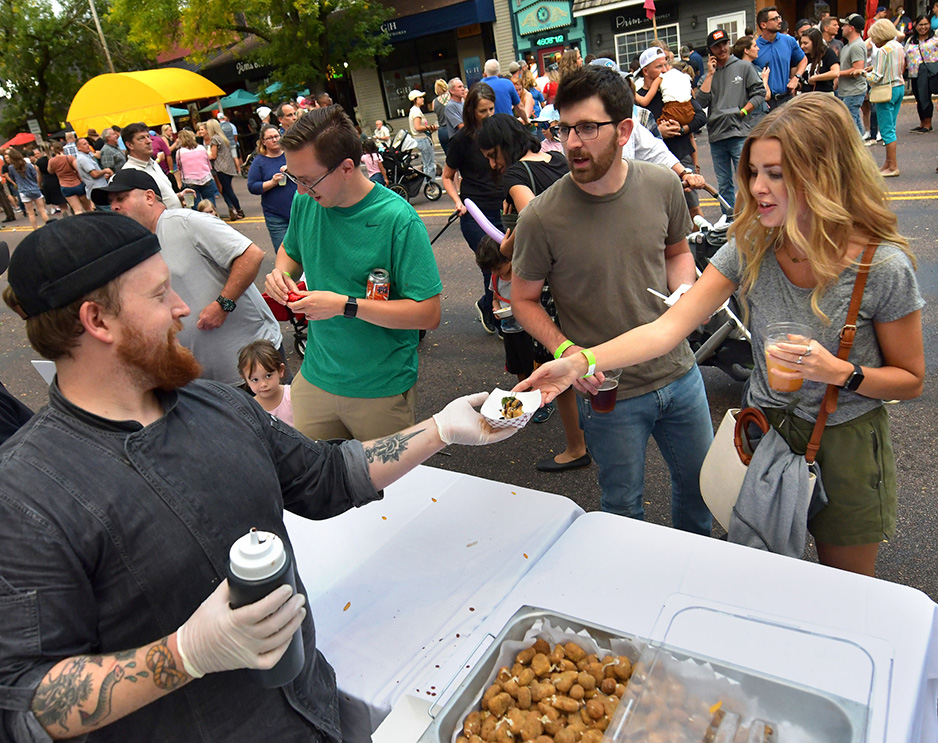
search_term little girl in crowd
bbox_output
[361,138,389,186]
[238,340,294,427]
[196,199,218,217]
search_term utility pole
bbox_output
[88,0,115,74]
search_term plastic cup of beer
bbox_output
[764,322,812,392]
[183,191,195,208]
[590,368,624,413]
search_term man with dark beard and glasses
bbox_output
[92,169,283,386]
[510,65,714,537]
[0,213,515,743]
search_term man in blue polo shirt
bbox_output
[756,5,806,110]
[482,59,528,124]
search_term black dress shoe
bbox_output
[536,453,591,472]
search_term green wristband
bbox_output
[282,270,292,278]
[554,340,575,360]
[740,108,748,116]
[580,349,597,377]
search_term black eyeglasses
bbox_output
[282,165,337,191]
[555,121,617,143]
[768,14,782,21]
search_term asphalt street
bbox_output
[1,102,936,598]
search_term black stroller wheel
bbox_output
[294,333,307,359]
[389,183,409,201]
[423,180,442,201]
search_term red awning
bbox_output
[0,132,36,149]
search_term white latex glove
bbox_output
[176,580,306,678]
[432,392,518,446]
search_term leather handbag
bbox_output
[699,242,878,530]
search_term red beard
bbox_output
[565,141,618,185]
[117,321,202,391]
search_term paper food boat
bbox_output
[480,388,542,430]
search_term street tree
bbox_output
[109,0,395,97]
[0,0,151,137]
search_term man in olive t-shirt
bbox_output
[264,105,443,442]
[511,66,713,536]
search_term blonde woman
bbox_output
[519,94,924,577]
[866,18,907,176]
[431,79,452,152]
[175,129,218,207]
[204,118,243,220]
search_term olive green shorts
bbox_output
[763,405,896,547]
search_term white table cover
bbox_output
[376,511,938,743]
[285,465,584,741]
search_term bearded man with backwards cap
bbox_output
[0,213,514,742]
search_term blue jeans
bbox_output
[709,136,745,216]
[874,85,904,144]
[186,179,218,208]
[415,137,436,178]
[265,213,290,251]
[459,209,502,321]
[577,365,714,536]
[837,93,865,136]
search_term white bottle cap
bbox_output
[229,528,287,581]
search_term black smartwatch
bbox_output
[841,363,864,391]
[343,296,358,318]
[216,295,236,312]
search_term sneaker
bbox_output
[533,402,554,424]
[875,132,882,141]
[862,130,872,140]
[474,298,497,334]
[864,139,876,147]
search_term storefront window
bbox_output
[615,22,680,66]
[379,31,460,118]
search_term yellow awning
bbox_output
[67,69,225,134]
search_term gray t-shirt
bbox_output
[710,240,924,424]
[74,152,108,197]
[442,99,464,134]
[512,160,695,399]
[838,37,869,97]
[157,209,282,385]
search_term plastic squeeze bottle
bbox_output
[227,528,305,687]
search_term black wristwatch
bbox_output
[216,295,236,312]
[841,363,864,391]
[343,296,358,318]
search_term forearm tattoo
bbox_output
[364,428,424,463]
[32,637,184,733]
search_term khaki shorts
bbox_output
[764,406,896,547]
[292,370,417,441]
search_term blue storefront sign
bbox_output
[381,0,496,42]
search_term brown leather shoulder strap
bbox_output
[805,241,879,464]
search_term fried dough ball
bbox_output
[464,710,482,736]
[555,670,578,693]
[549,645,565,666]
[518,667,535,686]
[564,642,587,662]
[585,699,604,720]
[533,638,550,655]
[520,713,543,741]
[615,683,628,698]
[516,686,532,710]
[488,692,512,717]
[511,663,525,677]
[613,656,633,681]
[582,730,605,743]
[560,659,578,672]
[494,725,513,743]
[600,677,617,695]
[496,667,512,684]
[535,737,553,743]
[586,662,605,684]
[516,647,536,666]
[554,728,576,743]
[569,683,585,701]
[552,695,580,713]
[482,684,501,710]
[502,678,520,699]
[531,680,555,702]
[480,715,497,741]
[456,737,469,743]
[577,671,596,691]
[506,708,525,734]
[531,652,551,678]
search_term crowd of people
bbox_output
[0,12,928,739]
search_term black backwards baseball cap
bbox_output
[8,212,160,317]
[91,168,160,206]
[841,13,865,31]
[707,29,729,48]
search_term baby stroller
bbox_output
[684,186,753,382]
[262,282,309,359]
[382,130,442,203]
